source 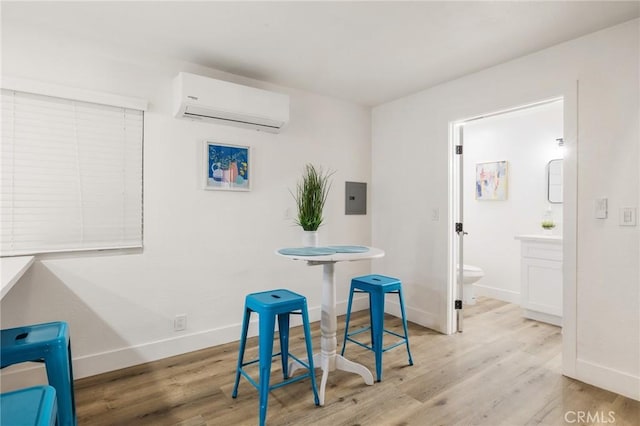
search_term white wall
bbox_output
[372,19,639,400]
[0,22,373,387]
[464,101,564,303]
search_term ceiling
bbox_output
[3,1,639,106]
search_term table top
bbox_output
[276,246,384,263]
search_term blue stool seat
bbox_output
[0,385,57,426]
[1,322,77,426]
[341,274,413,382]
[232,289,319,426]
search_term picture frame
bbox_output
[475,160,508,201]
[204,141,251,191]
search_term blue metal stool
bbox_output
[0,385,57,426]
[1,322,76,426]
[232,289,319,426]
[341,274,413,382]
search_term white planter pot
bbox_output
[301,230,319,247]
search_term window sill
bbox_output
[1,256,35,300]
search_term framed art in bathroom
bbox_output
[476,160,508,201]
[204,141,251,191]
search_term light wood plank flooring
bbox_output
[75,298,640,425]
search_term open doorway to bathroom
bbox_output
[449,98,566,335]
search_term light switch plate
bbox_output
[595,198,608,219]
[619,207,637,226]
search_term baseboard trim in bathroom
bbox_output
[474,284,520,304]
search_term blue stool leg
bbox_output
[340,284,356,356]
[301,302,319,406]
[232,308,251,398]
[67,339,77,426]
[368,293,374,349]
[45,339,76,426]
[370,290,385,382]
[277,313,290,379]
[398,287,414,366]
[258,313,276,426]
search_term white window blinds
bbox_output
[1,89,143,256]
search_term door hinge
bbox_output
[455,222,463,233]
[455,300,462,309]
[455,145,463,155]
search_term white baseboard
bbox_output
[0,297,371,391]
[522,309,562,327]
[474,284,521,304]
[385,300,440,331]
[575,358,640,401]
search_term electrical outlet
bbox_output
[174,314,187,331]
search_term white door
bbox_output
[455,124,466,332]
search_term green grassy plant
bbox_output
[292,164,334,231]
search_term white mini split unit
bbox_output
[173,72,290,133]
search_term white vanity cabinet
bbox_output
[515,235,562,326]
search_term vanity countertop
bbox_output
[515,234,562,243]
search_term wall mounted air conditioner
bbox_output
[173,72,289,133]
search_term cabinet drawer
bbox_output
[521,242,563,261]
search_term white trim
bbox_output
[474,284,521,304]
[460,98,562,123]
[386,299,440,331]
[446,122,457,335]
[561,81,579,379]
[575,359,640,401]
[522,309,562,327]
[446,81,578,372]
[4,245,143,258]
[0,297,369,388]
[0,76,148,111]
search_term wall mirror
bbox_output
[547,159,563,203]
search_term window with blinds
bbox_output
[1,89,143,256]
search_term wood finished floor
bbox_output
[75,298,640,425]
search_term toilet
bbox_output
[457,264,484,305]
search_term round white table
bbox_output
[276,246,385,405]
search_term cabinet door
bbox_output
[521,258,562,316]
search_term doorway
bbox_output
[449,98,568,334]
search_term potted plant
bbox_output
[292,164,334,246]
[541,220,556,230]
[541,208,556,234]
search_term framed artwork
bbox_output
[204,141,251,191]
[476,160,508,200]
